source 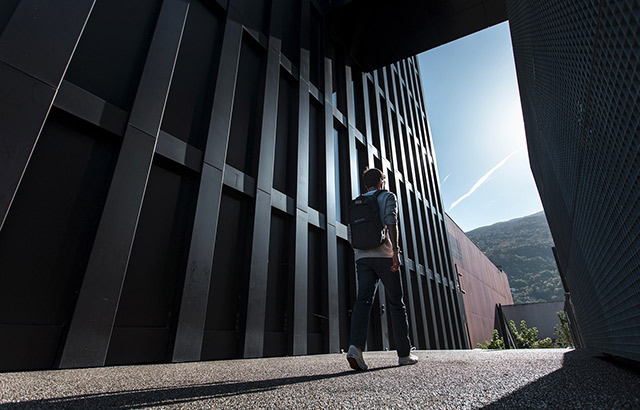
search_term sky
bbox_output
[417,22,543,233]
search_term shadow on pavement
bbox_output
[2,365,398,409]
[482,349,640,409]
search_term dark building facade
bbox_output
[0,0,467,371]
[507,1,640,361]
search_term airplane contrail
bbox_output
[449,149,521,210]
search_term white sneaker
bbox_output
[398,353,419,366]
[346,345,368,371]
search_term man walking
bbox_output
[346,168,418,371]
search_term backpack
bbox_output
[348,190,386,250]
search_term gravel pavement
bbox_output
[1,348,639,409]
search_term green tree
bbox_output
[534,337,555,348]
[477,329,505,349]
[509,319,538,348]
[479,318,566,349]
[554,311,574,347]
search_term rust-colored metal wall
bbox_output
[445,215,513,347]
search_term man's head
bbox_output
[363,168,385,191]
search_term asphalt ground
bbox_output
[1,348,639,409]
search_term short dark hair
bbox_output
[363,168,384,189]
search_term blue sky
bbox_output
[417,22,543,233]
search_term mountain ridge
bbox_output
[465,211,563,303]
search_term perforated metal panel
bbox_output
[508,0,640,361]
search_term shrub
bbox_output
[533,337,555,348]
[554,311,574,347]
[509,319,538,348]
[478,329,505,349]
[479,317,569,349]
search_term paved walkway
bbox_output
[1,348,639,409]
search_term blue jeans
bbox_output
[349,257,412,357]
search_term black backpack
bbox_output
[348,190,386,250]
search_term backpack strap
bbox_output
[371,189,385,198]
[371,189,386,225]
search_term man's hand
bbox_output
[391,251,400,272]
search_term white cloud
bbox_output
[449,149,521,210]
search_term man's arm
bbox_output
[388,223,400,272]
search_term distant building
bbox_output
[500,301,564,341]
[445,215,514,347]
